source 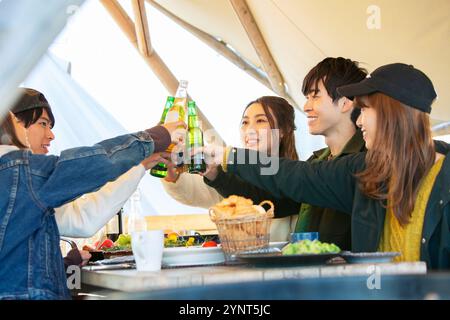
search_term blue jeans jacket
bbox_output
[0,132,155,299]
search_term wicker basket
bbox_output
[209,200,274,261]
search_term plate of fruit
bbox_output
[162,232,224,267]
[83,234,133,261]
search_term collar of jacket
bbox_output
[420,141,450,248]
[434,140,450,204]
[311,130,366,160]
[0,145,19,157]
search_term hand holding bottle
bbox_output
[141,152,171,170]
[199,145,226,181]
[162,120,187,144]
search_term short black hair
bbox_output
[0,113,28,148]
[302,57,368,126]
[14,107,55,129]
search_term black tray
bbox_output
[236,252,340,266]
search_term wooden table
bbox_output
[81,261,426,293]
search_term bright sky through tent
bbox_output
[49,0,325,159]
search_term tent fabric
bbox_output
[155,0,450,124]
[23,53,203,216]
[0,0,85,118]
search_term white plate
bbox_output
[162,246,225,267]
[161,242,288,267]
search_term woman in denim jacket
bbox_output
[11,88,164,268]
[0,110,183,299]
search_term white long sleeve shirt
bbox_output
[161,172,223,208]
[55,165,145,238]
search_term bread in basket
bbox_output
[209,195,274,259]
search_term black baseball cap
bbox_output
[12,88,51,114]
[337,63,437,113]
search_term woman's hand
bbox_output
[162,121,187,145]
[79,250,92,267]
[200,145,226,181]
[164,161,181,183]
[140,152,171,170]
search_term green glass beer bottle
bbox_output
[150,96,175,178]
[187,101,206,174]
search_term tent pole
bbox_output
[432,122,450,136]
[229,0,286,98]
[131,0,153,57]
[146,0,299,110]
[100,0,224,144]
[145,0,270,89]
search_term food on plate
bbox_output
[282,240,340,255]
[115,233,131,247]
[84,234,132,253]
[164,233,219,248]
[202,240,218,247]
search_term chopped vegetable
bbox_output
[98,239,114,249]
[202,241,218,247]
[282,240,340,255]
[115,234,131,247]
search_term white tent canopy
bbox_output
[23,53,202,215]
[0,0,448,217]
[153,0,449,125]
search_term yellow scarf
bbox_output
[378,156,445,262]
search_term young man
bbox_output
[201,57,367,249]
[295,57,367,249]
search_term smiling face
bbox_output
[240,103,279,154]
[303,80,346,137]
[356,98,377,150]
[26,109,55,154]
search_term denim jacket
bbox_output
[0,130,163,299]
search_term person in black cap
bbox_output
[12,88,55,155]
[210,63,450,269]
[0,100,183,299]
[11,88,175,269]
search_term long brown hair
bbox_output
[243,96,299,160]
[355,93,435,225]
[0,112,28,148]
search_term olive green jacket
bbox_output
[296,131,366,250]
[226,141,450,270]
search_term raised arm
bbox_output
[226,148,366,214]
[33,127,172,210]
[203,167,300,218]
[162,173,223,209]
[55,165,145,238]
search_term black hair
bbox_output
[14,107,55,129]
[302,57,368,126]
[0,113,28,148]
[243,96,299,160]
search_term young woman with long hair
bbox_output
[162,96,301,241]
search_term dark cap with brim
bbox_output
[12,88,51,114]
[337,63,437,113]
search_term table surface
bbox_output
[81,261,427,293]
